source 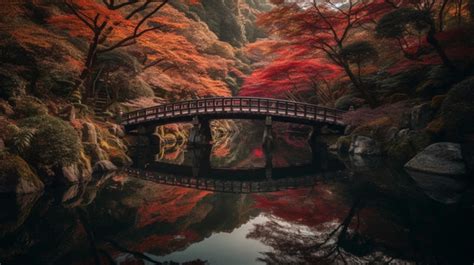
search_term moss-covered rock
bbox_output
[109,150,132,167]
[18,115,81,167]
[385,93,409,103]
[440,77,474,140]
[351,116,394,142]
[335,94,365,110]
[386,130,432,162]
[0,153,44,194]
[336,135,352,153]
[11,96,48,118]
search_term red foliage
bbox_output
[252,186,348,227]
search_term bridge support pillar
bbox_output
[188,116,212,147]
[262,116,274,177]
[188,144,212,178]
[309,125,328,170]
[135,125,160,147]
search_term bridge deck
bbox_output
[121,97,345,130]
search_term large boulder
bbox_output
[406,170,466,204]
[0,154,44,194]
[404,142,466,175]
[349,135,382,155]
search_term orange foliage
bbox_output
[46,0,234,97]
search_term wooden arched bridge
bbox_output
[122,97,345,130]
[121,97,345,157]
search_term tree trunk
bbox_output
[341,61,378,108]
[438,0,449,31]
[77,31,101,102]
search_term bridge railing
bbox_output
[122,97,344,125]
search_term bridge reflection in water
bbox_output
[128,142,345,193]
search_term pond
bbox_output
[0,121,473,265]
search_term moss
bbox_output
[336,135,352,153]
[386,131,432,162]
[18,115,81,167]
[0,153,44,193]
[335,94,365,110]
[385,93,409,104]
[0,69,27,100]
[351,117,395,142]
[114,75,155,101]
[440,77,474,139]
[12,96,48,118]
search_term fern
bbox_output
[12,128,36,154]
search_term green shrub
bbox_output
[440,77,474,139]
[117,77,154,101]
[19,115,81,167]
[0,69,27,100]
[12,96,48,118]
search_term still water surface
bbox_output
[1,121,473,264]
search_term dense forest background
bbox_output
[0,0,473,191]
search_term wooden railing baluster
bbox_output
[122,97,344,127]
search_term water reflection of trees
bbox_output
[248,175,474,265]
[247,197,402,264]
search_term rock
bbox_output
[406,170,467,204]
[335,95,365,110]
[328,144,338,152]
[344,125,353,135]
[0,99,14,116]
[83,143,108,163]
[0,139,4,151]
[110,152,133,167]
[349,135,382,156]
[404,142,466,175]
[61,162,92,183]
[0,154,44,194]
[82,122,97,144]
[399,112,411,129]
[396,128,410,139]
[410,103,434,130]
[387,130,432,162]
[386,126,399,142]
[93,160,118,173]
[106,122,124,138]
[336,135,352,154]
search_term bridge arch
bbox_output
[121,97,345,131]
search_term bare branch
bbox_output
[65,1,95,30]
[126,0,153,19]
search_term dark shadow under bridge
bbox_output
[121,97,345,148]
